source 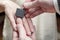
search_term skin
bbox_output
[0,0,56,40]
[23,0,56,18]
[13,17,36,40]
[0,0,36,40]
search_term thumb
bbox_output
[23,0,39,9]
[7,15,17,31]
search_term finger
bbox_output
[16,18,26,40]
[23,0,39,9]
[25,7,41,18]
[31,32,36,40]
[16,18,32,40]
[7,15,17,31]
[5,6,17,31]
[28,8,38,13]
[13,31,19,40]
[22,17,31,36]
[16,19,32,40]
[30,10,43,18]
[26,18,36,40]
[26,18,35,32]
[17,23,26,40]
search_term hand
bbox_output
[13,17,36,40]
[0,1,36,40]
[4,0,34,38]
[23,0,56,18]
[2,0,21,31]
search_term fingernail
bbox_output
[13,27,17,31]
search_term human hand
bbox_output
[23,0,56,18]
[4,0,35,37]
[1,0,21,31]
[0,1,36,39]
[13,17,36,40]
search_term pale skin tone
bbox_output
[13,17,36,40]
[23,0,56,18]
[0,0,57,40]
[0,0,36,40]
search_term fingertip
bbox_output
[26,33,31,36]
[12,24,17,31]
[10,21,17,31]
